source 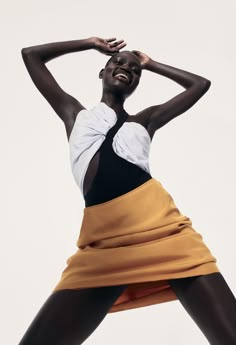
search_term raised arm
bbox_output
[21,36,127,141]
[21,38,95,140]
[132,50,211,137]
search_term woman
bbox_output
[20,36,236,344]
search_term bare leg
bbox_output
[19,284,128,345]
[167,272,236,344]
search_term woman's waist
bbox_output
[84,171,152,207]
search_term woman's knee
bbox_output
[168,272,236,344]
[19,284,128,345]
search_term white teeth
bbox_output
[115,73,129,81]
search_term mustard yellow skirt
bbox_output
[53,178,220,313]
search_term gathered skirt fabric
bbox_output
[53,178,220,313]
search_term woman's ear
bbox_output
[99,69,104,79]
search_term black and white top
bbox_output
[69,102,153,206]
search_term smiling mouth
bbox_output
[113,72,132,85]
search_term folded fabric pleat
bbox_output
[53,178,220,313]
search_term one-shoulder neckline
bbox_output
[99,102,151,142]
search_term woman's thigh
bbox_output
[167,272,236,345]
[19,284,128,345]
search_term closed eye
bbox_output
[114,59,141,75]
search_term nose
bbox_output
[122,62,131,71]
[119,64,132,75]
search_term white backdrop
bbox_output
[2,0,236,344]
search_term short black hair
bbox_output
[104,50,140,68]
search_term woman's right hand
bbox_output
[91,37,127,56]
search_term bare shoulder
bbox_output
[131,105,161,141]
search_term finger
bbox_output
[106,37,116,42]
[109,43,126,53]
[109,39,125,47]
[117,42,127,49]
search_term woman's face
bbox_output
[100,51,142,99]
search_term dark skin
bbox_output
[20,37,236,345]
[21,36,210,141]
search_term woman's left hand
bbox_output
[131,50,152,69]
[92,37,127,56]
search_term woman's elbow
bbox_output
[21,47,31,56]
[203,78,211,89]
[201,78,211,91]
[195,78,211,94]
[21,47,36,65]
